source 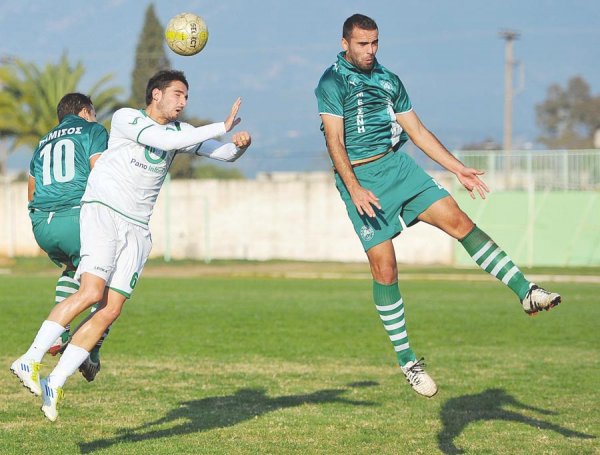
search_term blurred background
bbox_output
[1,0,599,266]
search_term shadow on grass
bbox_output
[438,388,595,454]
[79,381,378,453]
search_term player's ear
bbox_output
[342,38,349,52]
[152,88,161,102]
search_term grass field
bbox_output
[0,261,598,454]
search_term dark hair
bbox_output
[145,70,189,105]
[57,93,94,122]
[342,14,378,40]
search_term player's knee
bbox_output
[78,287,105,306]
[371,263,398,284]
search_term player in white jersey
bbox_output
[11,70,252,421]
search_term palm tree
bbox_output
[0,53,123,152]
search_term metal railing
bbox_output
[452,150,600,191]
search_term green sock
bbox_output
[55,270,79,340]
[460,225,530,299]
[373,281,416,366]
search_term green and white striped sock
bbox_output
[373,281,416,366]
[460,225,530,299]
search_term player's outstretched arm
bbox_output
[193,132,251,162]
[397,110,489,199]
[224,97,242,132]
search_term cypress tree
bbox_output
[130,4,171,107]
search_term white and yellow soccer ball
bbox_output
[164,13,209,56]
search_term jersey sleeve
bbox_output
[28,149,38,178]
[88,124,109,159]
[315,68,345,117]
[111,108,226,151]
[394,77,413,114]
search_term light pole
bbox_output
[499,29,520,184]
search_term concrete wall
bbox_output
[0,172,454,264]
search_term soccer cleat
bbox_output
[521,284,561,315]
[79,356,101,382]
[40,377,64,422]
[48,331,70,357]
[10,357,42,396]
[400,358,438,398]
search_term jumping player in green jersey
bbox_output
[26,93,110,382]
[315,14,561,397]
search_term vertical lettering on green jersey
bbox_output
[40,139,76,186]
[356,92,365,133]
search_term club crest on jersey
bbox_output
[380,80,393,92]
[360,225,375,241]
[144,146,167,164]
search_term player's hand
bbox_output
[350,186,381,218]
[224,97,242,132]
[456,166,489,200]
[232,132,251,149]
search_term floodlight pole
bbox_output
[500,29,520,184]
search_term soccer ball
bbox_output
[164,13,209,56]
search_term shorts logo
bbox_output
[360,225,375,241]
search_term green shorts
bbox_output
[334,151,450,251]
[30,207,81,268]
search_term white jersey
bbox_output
[82,108,245,227]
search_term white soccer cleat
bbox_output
[401,358,438,398]
[10,357,42,396]
[521,284,561,315]
[40,377,64,422]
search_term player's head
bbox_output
[57,93,96,123]
[145,70,189,123]
[342,14,379,72]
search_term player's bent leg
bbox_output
[48,270,79,356]
[367,241,437,397]
[419,198,561,315]
[47,272,106,327]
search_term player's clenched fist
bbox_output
[232,131,251,149]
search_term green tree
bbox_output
[130,4,171,107]
[536,76,600,149]
[0,54,122,151]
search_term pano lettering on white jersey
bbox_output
[38,127,83,147]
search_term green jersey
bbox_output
[315,52,412,161]
[29,114,108,212]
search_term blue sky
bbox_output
[1,0,599,176]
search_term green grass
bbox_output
[0,272,598,454]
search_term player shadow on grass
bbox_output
[437,388,595,454]
[78,381,378,453]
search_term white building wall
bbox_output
[0,172,454,264]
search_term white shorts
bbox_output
[76,203,152,298]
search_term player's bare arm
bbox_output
[396,110,489,199]
[224,97,242,132]
[321,114,380,217]
[27,176,35,202]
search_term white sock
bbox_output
[23,320,66,362]
[47,344,89,388]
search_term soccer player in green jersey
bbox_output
[315,14,561,397]
[26,93,110,382]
